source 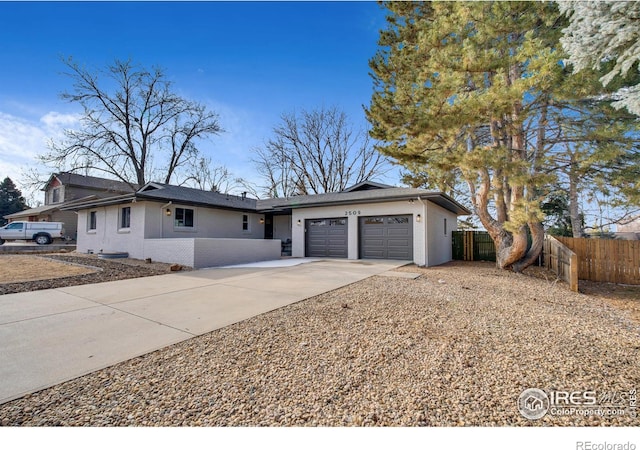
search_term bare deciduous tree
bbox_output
[41,58,223,188]
[253,106,390,197]
[182,156,259,197]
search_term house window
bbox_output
[120,207,131,229]
[242,214,249,231]
[88,211,97,231]
[444,218,448,236]
[175,208,194,227]
[52,188,60,203]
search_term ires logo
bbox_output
[550,390,597,406]
[518,388,598,420]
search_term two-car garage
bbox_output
[305,215,413,260]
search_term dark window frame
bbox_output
[120,206,131,229]
[175,207,194,228]
[242,214,249,231]
[88,211,97,231]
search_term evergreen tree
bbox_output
[559,1,640,115]
[367,1,565,271]
[0,177,28,226]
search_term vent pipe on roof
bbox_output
[241,192,247,200]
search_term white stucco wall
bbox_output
[289,199,459,267]
[290,200,428,265]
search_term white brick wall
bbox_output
[143,239,195,267]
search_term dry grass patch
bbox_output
[0,255,96,283]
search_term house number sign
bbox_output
[345,210,362,216]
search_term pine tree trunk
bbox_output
[569,162,583,238]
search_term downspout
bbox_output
[160,201,172,238]
[417,197,427,267]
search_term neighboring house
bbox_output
[615,216,640,240]
[63,181,471,268]
[4,172,136,240]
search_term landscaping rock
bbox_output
[0,261,637,426]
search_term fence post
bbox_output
[570,252,578,292]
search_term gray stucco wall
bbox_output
[273,215,292,242]
[426,201,458,266]
[155,203,265,239]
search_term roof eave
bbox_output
[60,194,137,211]
[258,193,471,216]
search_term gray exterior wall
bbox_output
[147,202,265,240]
[143,238,281,268]
[426,201,458,266]
[75,200,272,266]
[273,215,292,242]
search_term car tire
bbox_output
[35,234,51,245]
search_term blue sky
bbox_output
[0,1,394,202]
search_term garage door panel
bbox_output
[359,215,413,260]
[305,218,348,258]
[362,249,385,258]
[387,228,410,237]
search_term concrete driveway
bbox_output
[0,258,406,404]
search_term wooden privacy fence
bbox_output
[543,236,579,292]
[452,232,639,287]
[556,237,640,285]
[452,231,496,262]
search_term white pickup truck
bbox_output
[0,221,65,245]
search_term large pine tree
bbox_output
[367,2,581,271]
[0,177,28,226]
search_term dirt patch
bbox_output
[0,253,190,295]
[0,255,96,283]
[580,280,640,323]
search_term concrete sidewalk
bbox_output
[0,258,406,404]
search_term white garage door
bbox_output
[359,215,413,260]
[305,218,348,258]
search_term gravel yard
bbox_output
[0,261,638,426]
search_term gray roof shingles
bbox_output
[61,182,470,216]
[137,183,257,211]
[49,172,137,193]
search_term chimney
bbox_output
[241,192,247,200]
